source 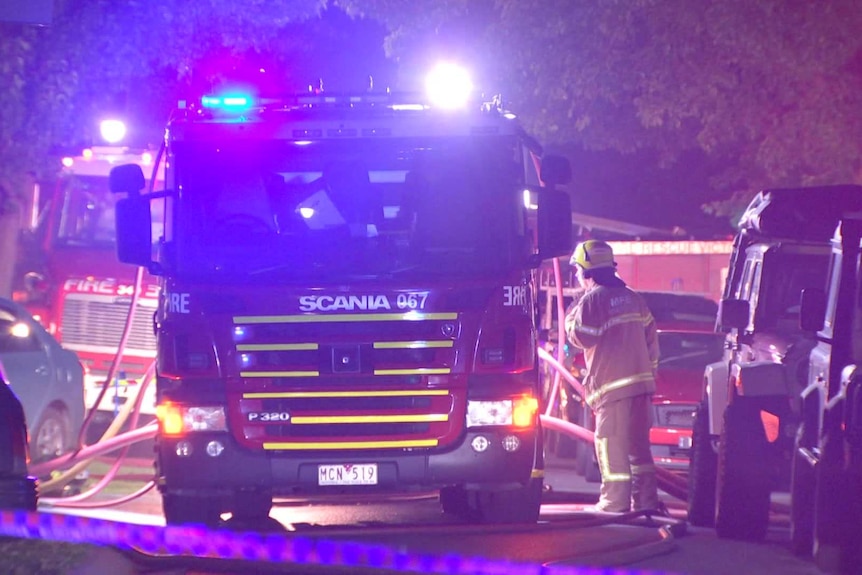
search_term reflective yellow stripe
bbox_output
[373,341,453,349]
[243,390,449,399]
[234,312,458,324]
[237,343,318,351]
[373,368,451,375]
[532,469,545,479]
[241,371,319,378]
[587,372,654,405]
[291,414,449,424]
[263,439,439,450]
[596,437,631,482]
[631,463,656,475]
[577,312,650,338]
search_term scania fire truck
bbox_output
[108,74,574,526]
[14,145,163,416]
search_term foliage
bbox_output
[3,0,862,227]
[345,0,862,222]
[0,0,326,200]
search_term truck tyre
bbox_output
[575,442,600,482]
[553,383,583,459]
[687,402,717,527]
[715,398,771,542]
[790,443,815,556]
[584,450,601,483]
[162,493,223,527]
[575,405,600,481]
[472,478,543,523]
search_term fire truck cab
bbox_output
[15,145,163,416]
[109,78,573,526]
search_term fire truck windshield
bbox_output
[171,136,531,281]
[56,175,118,248]
[57,174,164,249]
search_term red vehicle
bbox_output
[545,290,722,478]
[108,71,574,527]
[648,315,724,470]
[14,145,163,415]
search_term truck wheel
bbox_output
[584,450,601,483]
[687,402,717,527]
[554,383,583,459]
[715,399,771,542]
[575,405,600,481]
[790,442,815,556]
[472,478,543,523]
[162,493,223,527]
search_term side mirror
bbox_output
[718,298,750,332]
[115,196,152,268]
[800,288,826,332]
[540,154,572,187]
[537,188,572,260]
[110,164,146,195]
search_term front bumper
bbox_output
[650,427,692,471]
[156,427,540,496]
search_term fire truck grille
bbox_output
[240,391,455,448]
[265,422,430,438]
[61,293,157,355]
[260,396,433,410]
[232,311,462,450]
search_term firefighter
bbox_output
[564,239,661,513]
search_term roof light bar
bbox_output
[201,94,253,111]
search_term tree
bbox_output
[346,0,862,222]
[4,0,862,229]
[0,0,329,195]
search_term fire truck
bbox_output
[108,71,574,526]
[14,145,163,415]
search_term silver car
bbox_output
[0,297,85,462]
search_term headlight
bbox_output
[467,400,512,426]
[466,396,537,428]
[157,403,227,434]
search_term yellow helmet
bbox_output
[570,240,616,270]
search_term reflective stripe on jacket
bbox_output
[565,286,658,410]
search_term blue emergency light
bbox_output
[201,94,253,111]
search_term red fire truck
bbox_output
[108,71,574,527]
[14,145,163,415]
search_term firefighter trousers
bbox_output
[593,394,658,512]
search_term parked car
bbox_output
[0,297,85,463]
[0,372,38,510]
[649,326,725,470]
[554,291,723,480]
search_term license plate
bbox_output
[318,463,378,486]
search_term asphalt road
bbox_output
[27,451,828,575]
